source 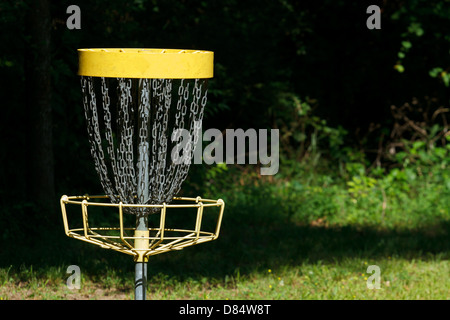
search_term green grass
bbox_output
[1,254,448,300]
[0,215,448,299]
[0,162,449,300]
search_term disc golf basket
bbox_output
[60,49,225,300]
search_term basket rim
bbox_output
[61,194,224,208]
[78,48,214,79]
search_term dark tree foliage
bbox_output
[0,0,448,212]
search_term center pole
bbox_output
[135,138,150,300]
[135,88,151,300]
[135,214,148,300]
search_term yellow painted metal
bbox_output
[60,195,225,261]
[134,230,150,263]
[78,48,214,79]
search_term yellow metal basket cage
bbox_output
[60,195,225,263]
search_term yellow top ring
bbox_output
[78,48,214,79]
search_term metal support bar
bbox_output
[135,261,147,300]
[135,215,148,300]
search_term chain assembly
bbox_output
[80,76,208,215]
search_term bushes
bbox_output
[196,101,449,229]
[215,158,449,229]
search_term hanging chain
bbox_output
[81,76,115,201]
[118,78,137,201]
[137,78,150,205]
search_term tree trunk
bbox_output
[25,0,55,213]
